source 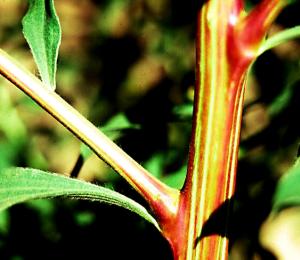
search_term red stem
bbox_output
[159,0,287,259]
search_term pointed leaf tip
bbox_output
[22,0,61,91]
[0,167,160,230]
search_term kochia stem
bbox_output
[161,0,286,259]
[181,2,246,259]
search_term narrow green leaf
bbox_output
[259,26,300,55]
[22,0,61,90]
[272,158,300,212]
[0,167,159,229]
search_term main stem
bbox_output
[181,3,246,259]
[161,0,286,259]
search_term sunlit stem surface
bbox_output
[0,49,179,226]
[161,0,286,259]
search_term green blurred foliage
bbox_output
[272,158,300,212]
[0,0,299,259]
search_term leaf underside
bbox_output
[0,167,159,229]
[22,0,61,90]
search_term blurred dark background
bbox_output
[0,0,299,259]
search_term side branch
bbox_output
[0,49,179,224]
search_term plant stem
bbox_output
[163,0,286,259]
[0,48,179,225]
[181,2,246,258]
[259,25,300,55]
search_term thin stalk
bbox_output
[259,25,300,55]
[0,48,179,224]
